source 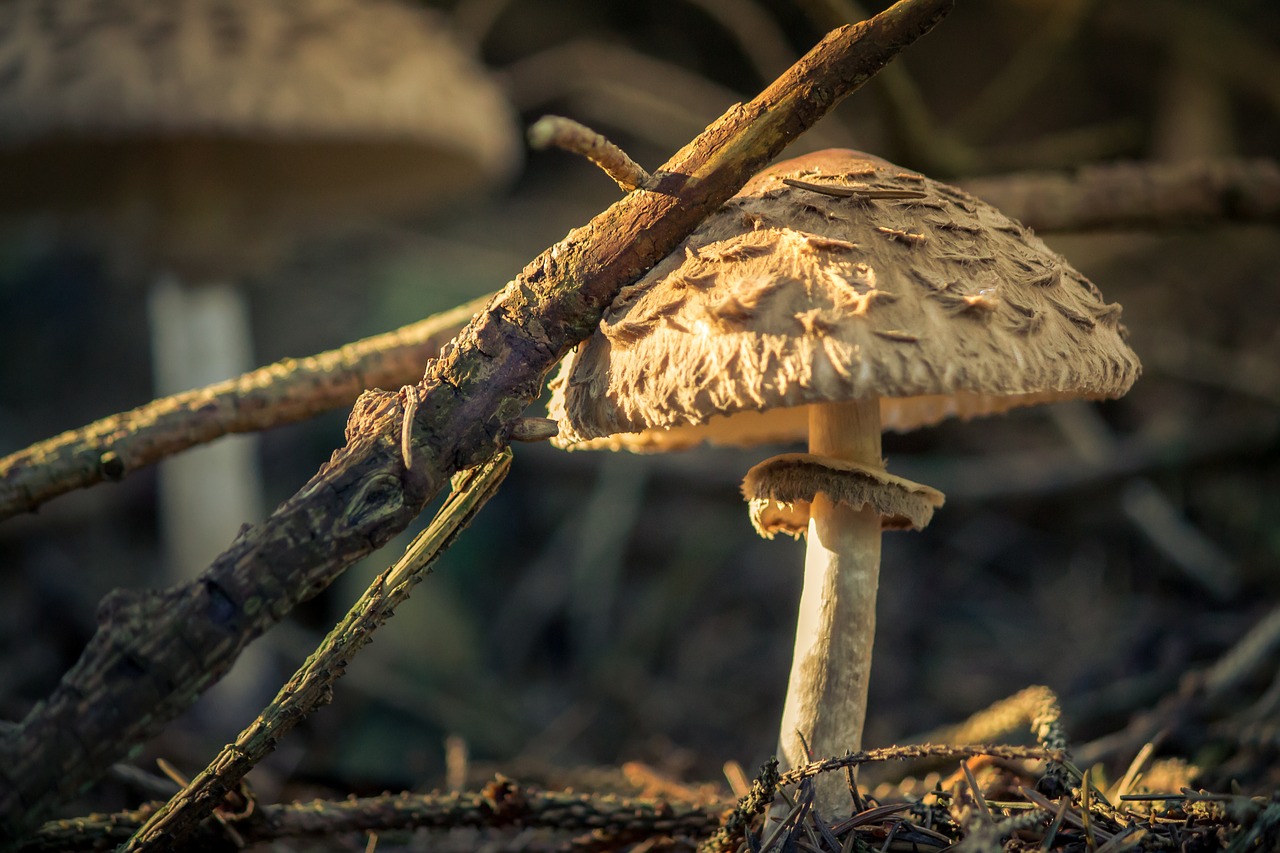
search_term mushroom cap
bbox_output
[0,0,521,272]
[549,149,1141,451]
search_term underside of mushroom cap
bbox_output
[743,452,945,537]
[548,149,1141,452]
[0,0,518,161]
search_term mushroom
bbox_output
[547,148,1141,815]
[0,0,520,274]
[0,0,519,574]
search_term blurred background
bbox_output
[0,0,1277,827]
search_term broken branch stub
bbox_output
[0,0,955,841]
[528,115,654,192]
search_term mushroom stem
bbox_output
[777,397,882,815]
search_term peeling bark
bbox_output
[0,0,954,842]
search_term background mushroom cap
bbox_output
[0,0,521,274]
[549,149,1141,451]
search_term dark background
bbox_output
[1,0,1277,822]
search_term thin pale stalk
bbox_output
[777,398,882,816]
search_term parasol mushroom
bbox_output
[547,148,1141,815]
[0,0,520,574]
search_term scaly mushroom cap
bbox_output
[0,0,520,273]
[549,149,1141,451]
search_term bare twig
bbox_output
[0,0,956,841]
[780,744,1060,787]
[400,384,422,469]
[21,779,726,853]
[781,177,925,199]
[528,115,653,191]
[0,293,491,520]
[704,745,1058,853]
[889,687,1074,796]
[502,39,854,154]
[502,40,746,140]
[960,157,1280,232]
[123,450,513,850]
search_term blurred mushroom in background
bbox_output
[0,0,519,709]
[549,148,1141,816]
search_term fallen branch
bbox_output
[20,779,726,853]
[124,450,512,849]
[22,744,1059,853]
[776,744,1059,788]
[0,294,490,521]
[961,157,1280,231]
[0,0,954,841]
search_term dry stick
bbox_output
[960,157,1280,232]
[886,686,1075,798]
[701,745,1058,853]
[0,294,491,521]
[124,449,512,850]
[0,0,955,842]
[502,40,748,145]
[21,782,726,853]
[526,115,653,191]
[778,744,1060,787]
